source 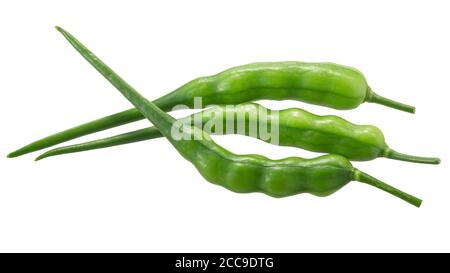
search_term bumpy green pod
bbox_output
[8,54,414,158]
[52,26,422,207]
[36,103,439,164]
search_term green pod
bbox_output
[36,103,439,164]
[176,61,370,109]
[52,26,423,207]
[8,58,414,158]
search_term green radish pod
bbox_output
[36,103,439,164]
[52,26,422,207]
[8,60,414,158]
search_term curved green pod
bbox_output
[36,103,440,164]
[8,57,414,158]
[51,26,422,207]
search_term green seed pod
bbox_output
[36,103,439,164]
[50,26,423,207]
[8,59,414,157]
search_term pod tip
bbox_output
[7,150,22,158]
[34,154,46,161]
[416,199,423,208]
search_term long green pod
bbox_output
[54,26,422,207]
[8,54,414,158]
[36,103,440,164]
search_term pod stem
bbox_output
[385,149,441,165]
[365,89,416,113]
[353,169,422,207]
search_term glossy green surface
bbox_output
[37,103,440,164]
[8,58,414,157]
[52,26,422,207]
[177,61,368,109]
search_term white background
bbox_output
[1,0,449,252]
